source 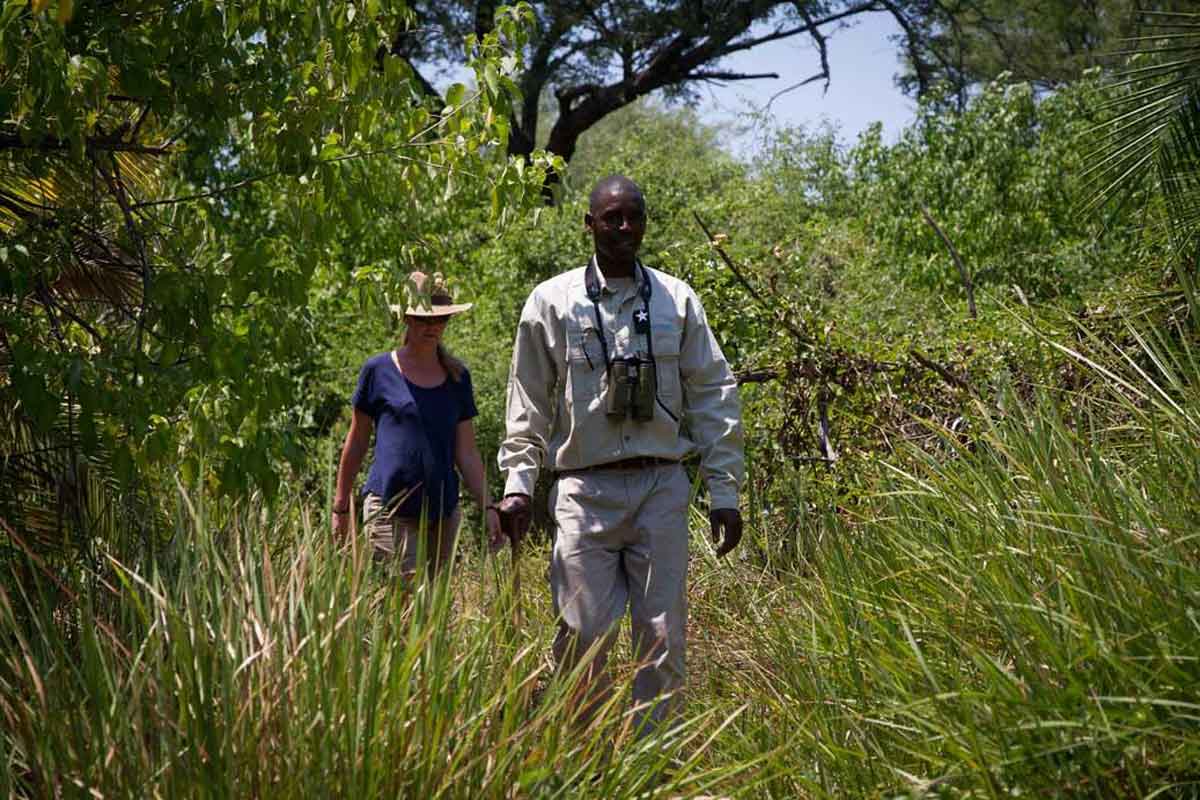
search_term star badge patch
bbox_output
[634,308,650,334]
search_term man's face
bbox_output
[586,187,646,265]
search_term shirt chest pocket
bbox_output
[650,326,682,413]
[566,322,607,412]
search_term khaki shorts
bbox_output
[362,493,461,577]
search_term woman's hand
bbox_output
[331,506,352,540]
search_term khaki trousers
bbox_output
[362,493,461,577]
[548,462,690,729]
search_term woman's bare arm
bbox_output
[332,408,373,537]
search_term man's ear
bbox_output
[583,211,594,231]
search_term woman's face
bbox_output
[405,314,450,346]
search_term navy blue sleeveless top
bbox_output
[351,352,478,518]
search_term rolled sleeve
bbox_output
[498,293,558,497]
[679,291,744,509]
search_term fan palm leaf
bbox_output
[1086,11,1200,251]
[2,79,174,568]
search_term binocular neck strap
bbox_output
[584,258,653,373]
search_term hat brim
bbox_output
[390,302,473,317]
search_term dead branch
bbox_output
[735,369,780,385]
[692,211,809,343]
[0,133,174,156]
[920,205,977,319]
[910,348,975,395]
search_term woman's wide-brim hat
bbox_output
[390,270,473,317]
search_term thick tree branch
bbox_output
[508,7,582,159]
[540,1,885,178]
[474,0,496,39]
[555,82,603,110]
[379,21,443,104]
[404,57,443,101]
[878,0,933,97]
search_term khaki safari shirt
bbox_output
[499,260,744,509]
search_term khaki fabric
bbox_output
[549,462,690,729]
[362,493,461,576]
[498,260,744,509]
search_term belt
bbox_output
[556,457,679,477]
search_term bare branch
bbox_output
[0,133,174,156]
[735,369,780,385]
[692,211,809,344]
[687,70,780,83]
[920,206,977,319]
[718,2,881,58]
[794,1,833,94]
[878,0,933,97]
[910,349,975,394]
[767,71,831,110]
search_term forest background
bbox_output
[4,1,1200,797]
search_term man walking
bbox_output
[497,175,744,729]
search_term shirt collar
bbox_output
[589,256,647,296]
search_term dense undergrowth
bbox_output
[4,280,1199,797]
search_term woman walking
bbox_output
[332,271,501,576]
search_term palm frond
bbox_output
[1085,14,1200,233]
[0,394,156,571]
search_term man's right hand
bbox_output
[496,493,532,547]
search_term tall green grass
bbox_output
[4,302,1200,798]
[699,307,1200,797]
[0,500,752,798]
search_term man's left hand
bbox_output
[710,508,743,557]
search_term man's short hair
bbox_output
[589,175,644,212]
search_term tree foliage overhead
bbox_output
[893,0,1199,108]
[397,1,931,171]
[0,0,554,560]
[394,0,1200,177]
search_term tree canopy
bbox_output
[393,0,1200,177]
[894,0,1200,109]
[396,1,910,173]
[0,0,555,550]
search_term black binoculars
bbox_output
[605,355,657,421]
